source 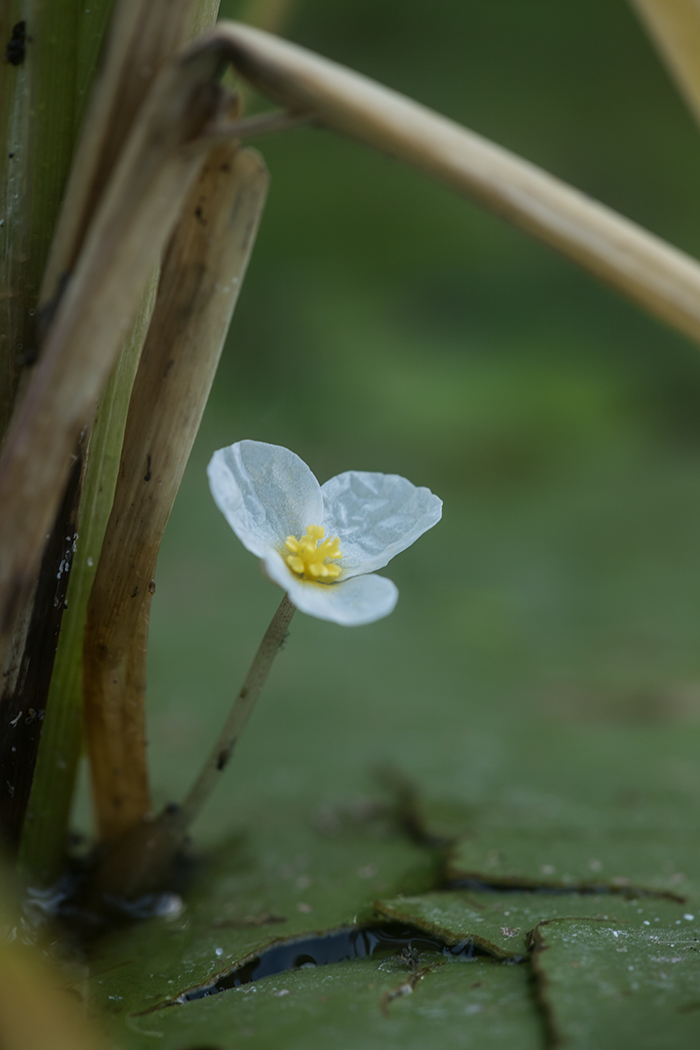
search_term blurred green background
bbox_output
[136,0,700,839]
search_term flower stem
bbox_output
[92,593,295,899]
[179,593,295,830]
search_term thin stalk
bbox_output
[92,594,295,899]
[630,1,700,128]
[180,594,295,828]
[17,272,158,886]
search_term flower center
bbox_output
[285,524,343,582]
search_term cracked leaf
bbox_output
[373,890,691,959]
[448,828,700,899]
[531,915,700,1047]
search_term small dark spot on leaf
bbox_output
[220,163,231,172]
[194,205,205,225]
[8,153,14,158]
[131,586,138,598]
[144,454,151,482]
[216,750,229,771]
[6,22,26,66]
[240,686,248,699]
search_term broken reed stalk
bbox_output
[12,0,224,882]
[0,44,228,656]
[630,0,700,128]
[84,144,269,844]
[17,273,159,885]
[199,21,700,350]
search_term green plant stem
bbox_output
[179,593,296,829]
[18,273,158,886]
[0,0,114,442]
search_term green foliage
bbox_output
[532,916,700,1047]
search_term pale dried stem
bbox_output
[84,145,269,842]
[630,1,700,128]
[196,21,700,349]
[0,48,227,651]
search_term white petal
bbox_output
[208,441,323,558]
[320,471,442,577]
[263,551,398,625]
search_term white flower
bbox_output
[207,440,443,626]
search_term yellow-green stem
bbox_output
[18,273,158,886]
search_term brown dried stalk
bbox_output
[84,144,269,843]
[630,1,700,127]
[1,0,221,856]
[0,45,227,650]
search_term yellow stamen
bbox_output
[284,525,342,582]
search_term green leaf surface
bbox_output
[531,916,700,1048]
[374,890,691,960]
[105,951,541,1050]
[448,829,699,899]
[88,799,437,1021]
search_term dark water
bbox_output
[180,922,486,1001]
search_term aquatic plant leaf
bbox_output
[531,915,700,1048]
[448,828,700,898]
[87,799,438,1022]
[374,890,691,959]
[102,953,542,1050]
